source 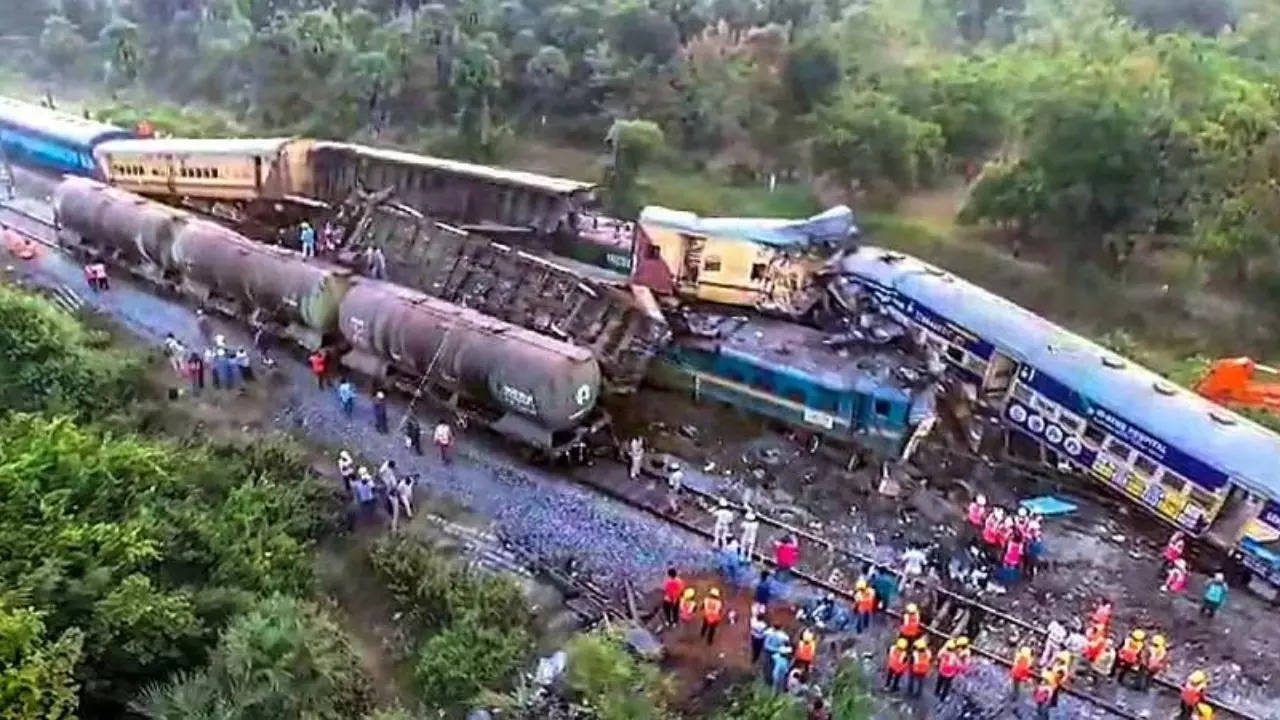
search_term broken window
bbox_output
[945,346,965,363]
[750,263,766,280]
[645,244,662,259]
[873,399,891,417]
[704,255,722,272]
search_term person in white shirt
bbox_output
[712,498,736,548]
[1040,619,1066,667]
[740,511,760,559]
[433,421,454,464]
[396,474,415,519]
[628,437,644,479]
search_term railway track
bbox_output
[1,198,1266,720]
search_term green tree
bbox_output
[100,17,143,87]
[133,595,374,720]
[604,119,665,216]
[812,89,944,199]
[610,6,681,64]
[714,682,804,720]
[451,38,506,160]
[38,14,87,76]
[0,600,82,720]
[826,660,875,719]
[782,36,841,113]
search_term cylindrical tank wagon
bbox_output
[171,220,349,349]
[338,279,605,453]
[53,176,186,279]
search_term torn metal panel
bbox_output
[342,199,669,395]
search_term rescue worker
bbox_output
[1089,638,1116,686]
[661,568,685,627]
[403,414,422,455]
[1179,670,1209,720]
[1201,573,1228,618]
[299,220,316,257]
[884,638,909,692]
[337,378,356,417]
[774,535,799,579]
[372,391,388,433]
[1114,629,1146,686]
[1082,622,1106,664]
[1195,703,1214,720]
[966,494,988,538]
[935,638,963,700]
[1164,558,1189,594]
[1009,645,1035,699]
[309,349,329,388]
[982,506,1005,556]
[1033,670,1056,720]
[762,621,789,674]
[749,608,767,664]
[434,420,455,464]
[700,587,724,644]
[1090,600,1113,630]
[1040,619,1066,667]
[793,629,817,678]
[907,637,932,698]
[1001,532,1025,584]
[1139,634,1168,691]
[900,603,923,642]
[1049,650,1072,706]
[740,510,759,559]
[770,645,792,692]
[753,569,774,615]
[853,578,875,633]
[678,587,697,624]
[712,498,735,548]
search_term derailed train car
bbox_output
[339,280,607,453]
[51,178,608,460]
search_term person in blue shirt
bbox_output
[761,622,788,682]
[338,378,356,418]
[299,221,316,257]
[1201,573,1228,618]
[770,646,792,692]
[753,570,775,614]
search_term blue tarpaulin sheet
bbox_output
[1020,496,1078,516]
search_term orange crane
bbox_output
[1195,357,1280,413]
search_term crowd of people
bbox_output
[163,327,259,396]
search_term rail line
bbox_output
[1,198,1263,720]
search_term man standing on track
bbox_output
[433,420,455,463]
[712,498,735,548]
[740,510,759,559]
[660,567,684,628]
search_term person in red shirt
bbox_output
[774,535,799,579]
[1009,646,1035,699]
[308,349,329,388]
[660,567,684,627]
[935,638,964,700]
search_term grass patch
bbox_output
[637,169,822,217]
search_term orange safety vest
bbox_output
[1181,681,1205,706]
[855,587,875,613]
[1146,646,1168,672]
[1011,653,1034,681]
[938,649,963,678]
[1083,625,1105,661]
[887,648,908,674]
[911,648,932,676]
[703,597,723,624]
[1119,638,1143,665]
[901,611,921,638]
[1092,605,1112,628]
[679,597,697,621]
[796,639,816,663]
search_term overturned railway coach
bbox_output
[0,96,133,179]
[833,247,1280,587]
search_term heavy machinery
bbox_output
[1195,357,1280,414]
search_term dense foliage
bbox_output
[564,631,671,720]
[0,285,140,418]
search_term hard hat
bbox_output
[1132,630,1146,641]
[977,494,987,505]
[956,637,969,648]
[745,511,756,521]
[906,603,918,614]
[802,630,814,641]
[718,497,728,508]
[339,450,352,461]
[1016,646,1032,656]
[914,638,927,649]
[1189,670,1208,685]
[856,579,868,590]
[709,587,721,598]
[1152,634,1166,647]
[682,588,695,599]
[1018,507,1028,517]
[1056,650,1071,662]
[1041,670,1056,682]
[1213,572,1224,581]
[358,466,370,477]
[1195,704,1213,720]
[896,639,908,649]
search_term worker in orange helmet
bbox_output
[1178,670,1209,720]
[1082,622,1106,663]
[899,602,923,641]
[853,578,875,634]
[793,629,817,679]
[700,587,724,645]
[678,587,697,623]
[884,638,909,692]
[1114,629,1146,687]
[1139,634,1169,691]
[907,637,932,698]
[935,638,963,701]
[1033,670,1057,720]
[1009,645,1035,699]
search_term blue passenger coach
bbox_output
[0,96,133,178]
[835,247,1280,587]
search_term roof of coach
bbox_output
[837,246,1280,498]
[0,96,133,146]
[94,137,301,157]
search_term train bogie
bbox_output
[94,137,315,204]
[337,280,603,452]
[171,221,349,348]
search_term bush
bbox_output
[0,285,141,418]
[565,631,670,720]
[413,614,532,710]
[368,534,533,635]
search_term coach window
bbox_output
[751,263,767,280]
[873,399,891,418]
[1082,424,1106,448]
[645,244,662,260]
[1104,436,1134,462]
[945,346,965,364]
[1132,454,1158,479]
[1161,472,1187,494]
[704,256,722,272]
